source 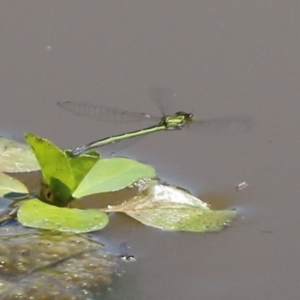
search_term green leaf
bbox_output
[0,136,40,173]
[103,180,236,232]
[25,133,74,189]
[67,154,100,188]
[0,173,28,197]
[73,157,156,198]
[24,133,99,205]
[17,199,109,233]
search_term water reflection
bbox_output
[119,242,136,262]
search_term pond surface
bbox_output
[1,1,300,299]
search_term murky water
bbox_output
[1,1,300,299]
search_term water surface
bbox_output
[0,1,299,299]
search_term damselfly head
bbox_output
[175,111,194,122]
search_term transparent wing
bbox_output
[70,115,253,156]
[57,101,161,123]
[191,116,254,135]
[147,87,181,116]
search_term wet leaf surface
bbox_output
[18,199,109,233]
[73,157,156,198]
[0,136,40,173]
[0,173,28,197]
[103,179,236,232]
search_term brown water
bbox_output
[1,1,300,299]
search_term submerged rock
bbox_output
[0,224,118,299]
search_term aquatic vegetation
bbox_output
[0,225,118,299]
[103,178,236,232]
[0,133,236,233]
[0,133,237,298]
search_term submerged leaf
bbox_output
[103,180,236,232]
[0,226,118,299]
[0,136,39,173]
[73,157,156,198]
[18,199,109,233]
[0,173,28,197]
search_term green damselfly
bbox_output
[58,89,252,156]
